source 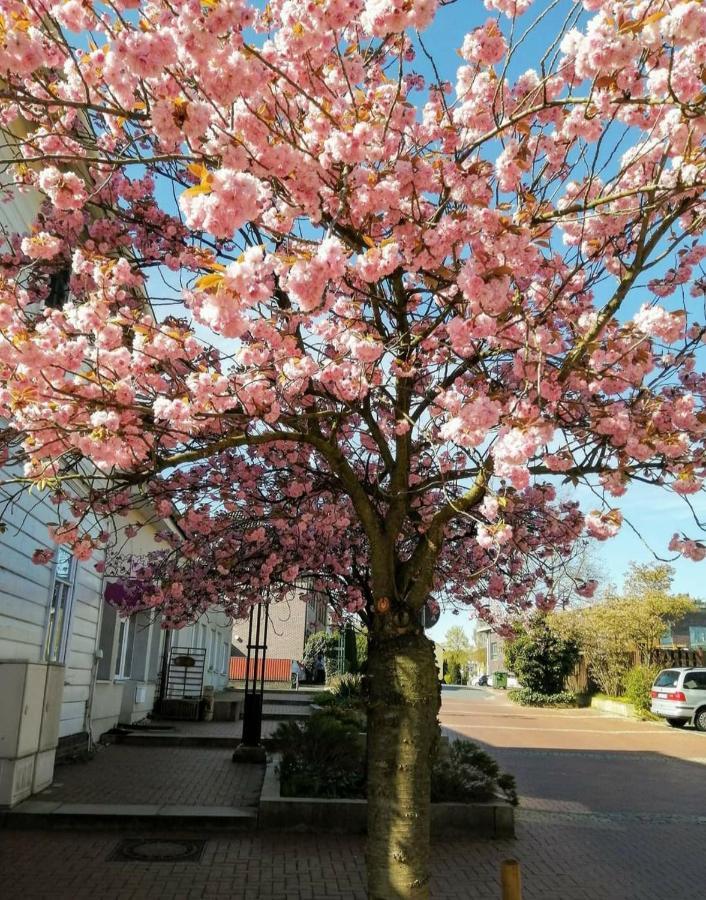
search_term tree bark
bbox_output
[366,623,441,900]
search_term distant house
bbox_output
[475,621,508,679]
[660,604,706,650]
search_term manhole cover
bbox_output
[109,838,206,863]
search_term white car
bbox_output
[650,667,706,731]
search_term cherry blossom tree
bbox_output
[1,0,706,895]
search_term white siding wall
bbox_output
[0,467,106,738]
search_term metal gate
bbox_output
[163,646,207,699]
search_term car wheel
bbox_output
[666,717,687,728]
[694,708,706,732]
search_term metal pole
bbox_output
[260,598,270,695]
[157,626,171,709]
[501,860,522,900]
[244,604,254,695]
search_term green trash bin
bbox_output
[494,671,508,689]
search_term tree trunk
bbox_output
[366,624,441,900]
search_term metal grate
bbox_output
[109,838,206,863]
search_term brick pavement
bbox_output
[1,811,702,900]
[40,744,263,808]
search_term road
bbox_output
[439,685,706,899]
[440,685,706,815]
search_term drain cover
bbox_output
[109,838,206,863]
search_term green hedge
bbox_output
[508,687,578,707]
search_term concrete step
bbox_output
[262,695,314,707]
[110,732,240,748]
[1,801,257,832]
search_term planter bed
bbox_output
[258,757,514,837]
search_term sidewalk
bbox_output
[1,810,699,899]
[5,740,264,829]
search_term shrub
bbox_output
[329,672,365,703]
[271,710,366,799]
[505,615,579,694]
[508,687,578,707]
[355,631,368,672]
[445,660,462,684]
[431,740,518,806]
[312,673,366,712]
[272,715,517,807]
[303,630,339,678]
[624,664,660,714]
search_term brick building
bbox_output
[230,590,328,676]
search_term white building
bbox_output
[0,135,231,808]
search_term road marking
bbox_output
[441,722,675,734]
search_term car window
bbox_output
[683,671,706,690]
[654,670,680,688]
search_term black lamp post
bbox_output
[233,598,269,763]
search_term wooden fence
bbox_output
[568,647,706,694]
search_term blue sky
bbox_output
[428,477,706,645]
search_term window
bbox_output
[114,617,135,679]
[209,629,217,671]
[654,670,680,688]
[689,627,706,649]
[490,642,499,661]
[683,670,706,690]
[46,267,71,310]
[222,641,229,674]
[44,547,76,663]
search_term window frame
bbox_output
[43,546,77,664]
[114,616,136,680]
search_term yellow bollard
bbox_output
[501,859,522,900]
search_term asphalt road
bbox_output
[439,685,706,817]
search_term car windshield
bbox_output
[653,670,680,688]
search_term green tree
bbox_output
[505,616,579,695]
[443,627,472,684]
[551,563,696,695]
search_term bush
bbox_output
[355,631,368,672]
[271,710,366,799]
[272,714,517,807]
[314,673,365,709]
[445,660,462,684]
[505,615,579,694]
[303,630,339,679]
[624,664,660,714]
[431,740,518,806]
[508,687,578,707]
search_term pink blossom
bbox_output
[633,304,685,344]
[179,170,271,239]
[460,20,507,65]
[32,548,54,565]
[21,233,63,260]
[37,167,88,210]
[585,509,622,541]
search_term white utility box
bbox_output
[0,661,64,806]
